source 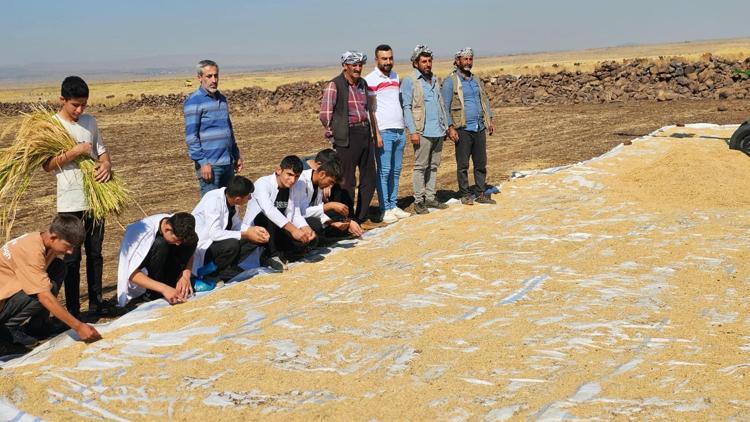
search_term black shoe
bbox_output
[8,327,39,348]
[414,201,430,215]
[262,255,286,272]
[89,300,123,318]
[475,194,497,205]
[0,341,29,358]
[424,199,448,210]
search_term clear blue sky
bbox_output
[0,0,747,70]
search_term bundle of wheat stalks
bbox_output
[0,106,129,239]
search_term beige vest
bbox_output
[448,71,491,129]
[404,73,447,135]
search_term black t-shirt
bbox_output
[226,200,236,230]
[275,188,289,214]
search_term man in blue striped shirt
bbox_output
[184,60,244,196]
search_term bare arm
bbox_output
[42,143,92,172]
[37,290,101,342]
[368,94,382,148]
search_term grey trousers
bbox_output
[412,135,444,203]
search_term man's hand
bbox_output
[301,226,316,243]
[376,133,384,149]
[348,220,364,237]
[447,126,459,143]
[94,160,112,183]
[324,201,349,216]
[330,221,350,232]
[162,286,185,305]
[234,158,244,173]
[75,323,102,343]
[175,271,193,298]
[243,226,270,244]
[410,133,420,145]
[200,163,213,182]
[487,121,495,136]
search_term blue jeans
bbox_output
[196,163,235,196]
[375,129,405,211]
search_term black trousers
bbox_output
[59,211,104,316]
[335,125,377,223]
[204,238,258,281]
[0,259,65,342]
[254,213,311,258]
[455,128,488,196]
[140,236,197,301]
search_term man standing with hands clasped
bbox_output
[442,47,496,205]
[401,45,449,215]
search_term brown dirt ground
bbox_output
[0,99,748,316]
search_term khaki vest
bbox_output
[448,71,491,129]
[404,73,447,135]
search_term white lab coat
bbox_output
[299,169,330,225]
[242,173,309,230]
[192,187,242,273]
[116,213,169,307]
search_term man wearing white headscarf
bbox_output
[442,47,496,205]
[319,51,381,228]
[401,44,449,215]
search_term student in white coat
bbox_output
[301,149,363,241]
[193,176,270,281]
[117,213,198,307]
[242,156,316,270]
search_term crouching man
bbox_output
[243,155,316,271]
[117,213,199,307]
[301,149,363,241]
[193,176,270,281]
[0,215,100,355]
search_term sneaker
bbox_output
[414,202,430,215]
[360,219,386,230]
[262,255,286,272]
[475,194,497,205]
[8,327,39,348]
[424,199,449,210]
[392,207,411,219]
[460,195,474,205]
[381,209,398,224]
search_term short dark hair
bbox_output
[280,155,303,175]
[49,214,85,246]
[61,76,89,99]
[168,212,198,245]
[314,148,338,164]
[317,156,343,183]
[375,44,392,56]
[225,176,254,197]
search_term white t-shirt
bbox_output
[365,68,405,130]
[54,114,107,212]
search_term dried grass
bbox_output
[0,106,129,239]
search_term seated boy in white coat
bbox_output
[193,176,270,281]
[301,149,363,240]
[242,156,316,270]
[117,213,198,306]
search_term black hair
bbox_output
[61,76,89,99]
[49,214,85,246]
[314,148,338,164]
[279,155,304,175]
[375,44,392,55]
[225,175,254,197]
[317,156,343,183]
[168,212,198,245]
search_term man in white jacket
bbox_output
[301,149,363,241]
[116,213,198,307]
[242,156,316,270]
[193,176,270,281]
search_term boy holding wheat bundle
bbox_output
[42,76,114,318]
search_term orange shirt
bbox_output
[0,232,53,310]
